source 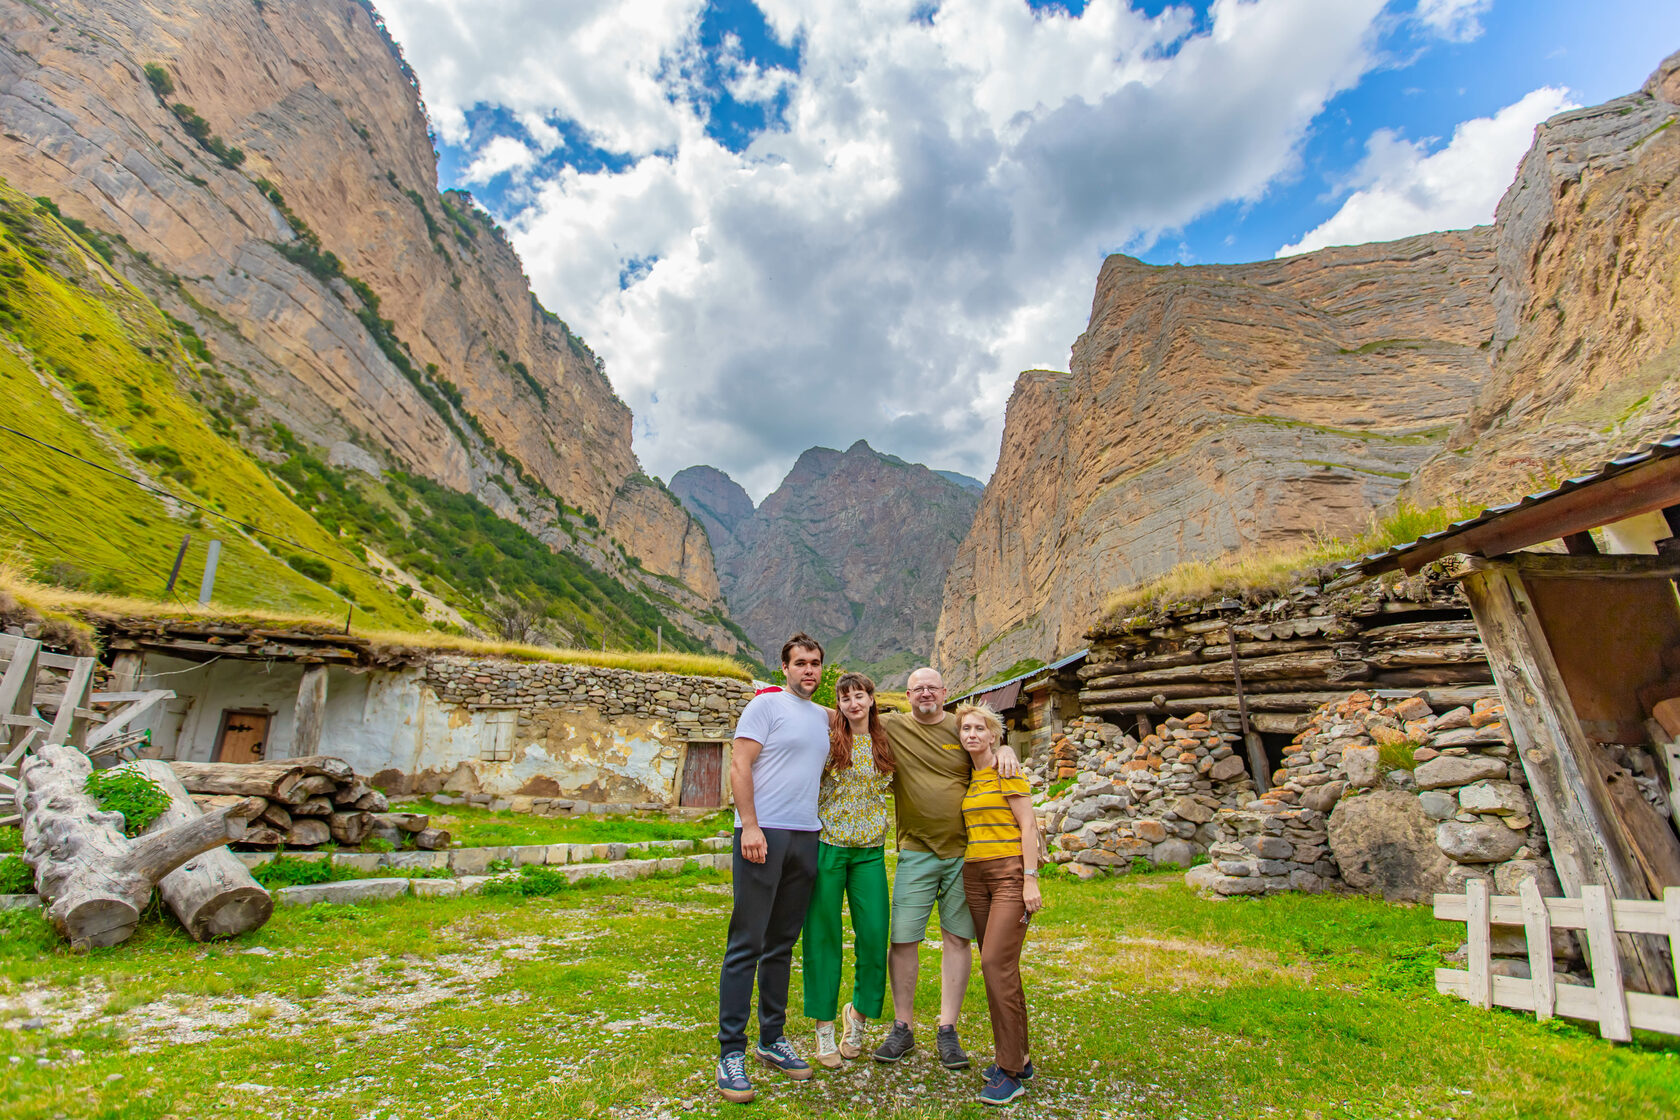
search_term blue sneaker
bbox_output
[716,1050,754,1104]
[981,1070,1027,1106]
[754,1036,814,1080]
[984,1059,1035,1082]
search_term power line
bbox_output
[0,498,193,607]
[0,423,387,580]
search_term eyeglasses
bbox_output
[907,686,944,695]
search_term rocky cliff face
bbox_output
[936,231,1500,689]
[937,51,1680,692]
[673,441,981,684]
[1408,52,1680,501]
[0,0,731,647]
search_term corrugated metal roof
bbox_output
[950,648,1089,706]
[1351,434,1680,575]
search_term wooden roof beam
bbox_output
[1400,456,1680,572]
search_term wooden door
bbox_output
[679,743,723,807]
[214,710,270,764]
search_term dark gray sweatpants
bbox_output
[718,826,819,1055]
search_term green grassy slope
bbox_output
[0,179,741,653]
[0,180,415,625]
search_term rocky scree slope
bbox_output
[672,441,981,685]
[938,49,1680,692]
[0,0,733,651]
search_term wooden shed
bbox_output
[1355,436,1680,995]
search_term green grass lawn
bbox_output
[1,868,1675,1119]
[388,799,735,848]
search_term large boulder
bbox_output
[1328,790,1454,902]
[1436,821,1525,864]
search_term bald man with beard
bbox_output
[872,666,1019,1071]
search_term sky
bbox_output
[376,0,1680,501]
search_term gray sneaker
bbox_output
[936,1024,970,1069]
[873,1020,914,1063]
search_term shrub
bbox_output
[480,864,573,898]
[285,553,332,583]
[143,63,174,98]
[250,854,345,889]
[84,767,172,837]
[0,856,32,894]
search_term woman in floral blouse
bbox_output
[802,671,896,1067]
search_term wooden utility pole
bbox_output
[163,534,191,598]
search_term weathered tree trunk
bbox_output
[169,757,353,803]
[371,812,429,833]
[328,811,373,845]
[130,760,273,942]
[286,818,331,847]
[18,747,261,949]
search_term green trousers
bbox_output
[801,842,889,1021]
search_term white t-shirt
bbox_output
[732,689,829,831]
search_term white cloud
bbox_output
[382,0,1392,499]
[461,135,538,183]
[1414,0,1493,43]
[1277,86,1576,257]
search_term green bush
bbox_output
[143,63,175,98]
[0,828,20,854]
[480,863,573,898]
[0,856,32,894]
[251,854,345,889]
[285,553,332,583]
[84,767,173,837]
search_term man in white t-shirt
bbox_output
[715,632,830,1105]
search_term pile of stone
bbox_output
[1195,805,1336,896]
[1036,712,1257,878]
[1189,690,1560,902]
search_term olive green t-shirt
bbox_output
[882,711,970,859]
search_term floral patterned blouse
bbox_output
[818,734,893,848]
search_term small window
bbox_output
[481,709,516,762]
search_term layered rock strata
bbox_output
[1410,52,1680,502]
[0,0,728,642]
[940,52,1680,691]
[937,231,1498,689]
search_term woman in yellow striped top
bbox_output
[956,702,1040,1107]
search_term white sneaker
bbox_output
[813,1021,842,1068]
[839,1002,867,1060]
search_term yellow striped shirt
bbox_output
[962,767,1031,862]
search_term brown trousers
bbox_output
[962,855,1031,1074]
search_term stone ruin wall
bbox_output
[407,658,754,812]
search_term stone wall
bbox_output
[424,657,752,739]
[1036,712,1260,878]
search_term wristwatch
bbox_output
[1022,869,1038,878]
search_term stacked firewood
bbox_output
[173,756,448,850]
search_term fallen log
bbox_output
[328,811,373,846]
[332,780,372,806]
[371,812,429,833]
[286,818,331,847]
[291,796,334,817]
[169,757,354,804]
[130,760,273,942]
[354,789,389,813]
[19,746,261,949]
[258,802,293,831]
[412,828,450,851]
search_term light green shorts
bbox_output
[890,849,975,943]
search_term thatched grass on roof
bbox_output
[1098,500,1482,627]
[0,565,752,681]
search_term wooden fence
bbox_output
[1434,878,1680,1041]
